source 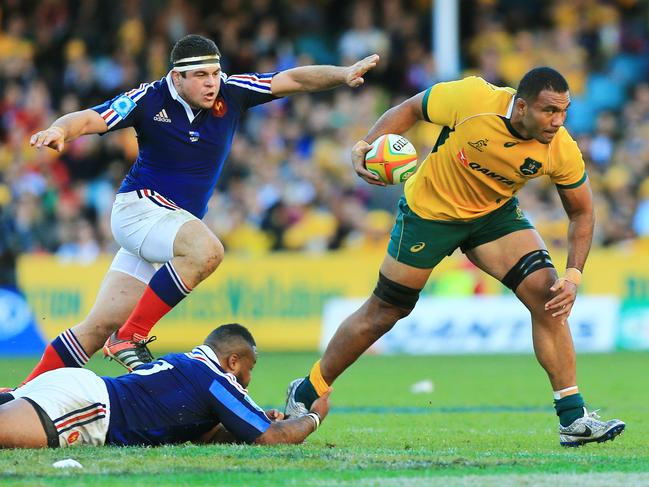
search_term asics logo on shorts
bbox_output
[410,242,426,252]
[153,109,172,123]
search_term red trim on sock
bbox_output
[117,287,172,340]
[22,344,66,385]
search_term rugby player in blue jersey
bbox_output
[0,323,330,448]
[24,34,379,378]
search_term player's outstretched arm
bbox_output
[255,390,331,445]
[351,91,426,185]
[199,409,286,444]
[30,109,108,153]
[270,54,379,96]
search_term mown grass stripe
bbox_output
[264,405,554,415]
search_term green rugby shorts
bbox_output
[387,196,534,269]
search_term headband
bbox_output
[172,54,221,72]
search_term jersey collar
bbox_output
[503,94,533,140]
[195,344,221,367]
[166,71,202,123]
[505,94,515,119]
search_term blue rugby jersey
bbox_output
[101,345,271,446]
[91,71,278,218]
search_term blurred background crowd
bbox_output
[1,0,649,275]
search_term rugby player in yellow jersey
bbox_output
[285,67,625,447]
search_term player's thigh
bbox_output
[464,228,548,280]
[380,254,433,289]
[465,228,559,308]
[172,219,223,259]
[0,399,48,448]
[11,368,110,447]
[112,190,198,263]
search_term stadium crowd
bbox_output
[0,0,648,268]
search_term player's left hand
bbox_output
[351,139,386,186]
[265,409,285,422]
[545,278,578,324]
[30,126,66,152]
[345,54,380,88]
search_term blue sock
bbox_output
[51,329,90,367]
[149,262,191,307]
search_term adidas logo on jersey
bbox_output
[153,109,171,123]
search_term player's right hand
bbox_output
[310,388,332,423]
[30,126,66,152]
[351,140,386,186]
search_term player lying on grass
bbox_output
[0,324,329,448]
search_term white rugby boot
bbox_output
[284,378,310,418]
[559,408,625,447]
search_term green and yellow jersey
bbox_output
[404,76,586,221]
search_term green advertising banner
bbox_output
[17,244,649,351]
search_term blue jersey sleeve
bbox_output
[224,72,279,111]
[208,375,271,443]
[91,82,153,132]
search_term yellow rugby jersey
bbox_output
[404,76,586,221]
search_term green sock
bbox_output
[554,393,585,427]
[295,376,319,409]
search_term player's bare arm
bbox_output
[270,54,379,96]
[255,390,330,445]
[29,109,108,152]
[545,179,595,323]
[198,410,283,444]
[351,91,426,186]
[200,392,329,445]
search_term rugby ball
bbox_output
[364,134,418,184]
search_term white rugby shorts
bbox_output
[110,189,197,283]
[12,368,111,447]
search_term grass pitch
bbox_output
[0,351,647,486]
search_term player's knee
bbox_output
[193,235,224,274]
[372,272,420,321]
[205,237,224,272]
[501,249,555,293]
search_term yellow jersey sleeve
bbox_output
[422,77,515,128]
[549,128,587,188]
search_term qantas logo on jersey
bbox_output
[456,148,515,186]
[153,109,172,123]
